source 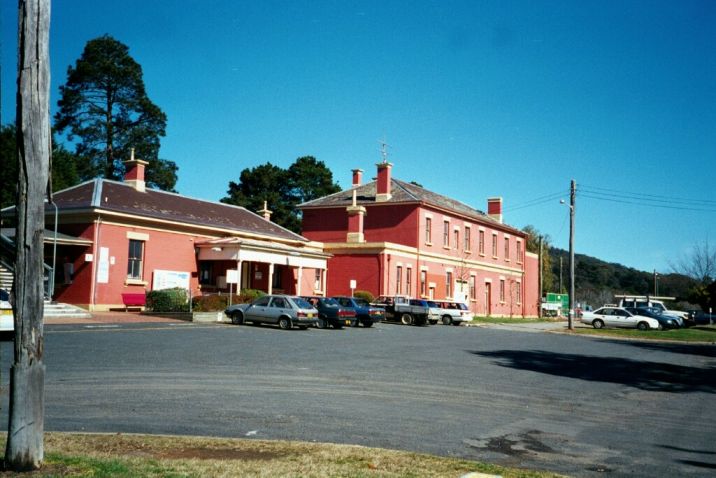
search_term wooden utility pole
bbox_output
[568,179,576,331]
[6,0,51,471]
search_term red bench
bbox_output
[121,292,146,311]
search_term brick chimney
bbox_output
[258,201,273,221]
[346,189,367,243]
[487,197,503,223]
[375,162,392,202]
[351,168,363,188]
[124,148,148,192]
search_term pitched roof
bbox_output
[299,178,520,232]
[50,179,307,242]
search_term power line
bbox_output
[580,192,716,212]
[580,184,716,206]
[504,190,568,212]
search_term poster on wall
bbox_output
[97,247,110,284]
[153,270,191,291]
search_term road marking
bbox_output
[83,325,120,329]
[245,430,258,436]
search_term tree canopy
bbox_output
[221,156,341,233]
[54,35,177,191]
[0,123,81,211]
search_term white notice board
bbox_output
[152,270,191,290]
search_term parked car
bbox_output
[625,306,680,329]
[435,301,473,325]
[372,295,430,326]
[685,310,715,327]
[301,296,357,329]
[580,306,660,330]
[615,295,687,323]
[0,288,14,340]
[333,296,384,327]
[224,294,318,330]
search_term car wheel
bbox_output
[362,320,373,328]
[316,317,328,329]
[401,313,413,325]
[442,316,452,326]
[593,319,604,329]
[278,317,292,330]
[637,321,649,331]
[231,312,244,325]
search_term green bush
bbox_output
[353,290,374,303]
[146,288,189,312]
[192,289,266,312]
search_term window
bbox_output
[271,297,287,308]
[492,234,498,257]
[504,237,510,261]
[314,270,322,291]
[499,279,505,302]
[479,230,485,254]
[453,229,459,249]
[516,282,522,303]
[406,267,412,296]
[420,270,427,296]
[469,276,476,300]
[127,239,144,279]
[254,296,271,307]
[443,221,450,247]
[425,217,432,243]
[464,227,471,251]
[517,241,523,263]
[199,262,213,285]
[396,266,403,294]
[446,271,453,298]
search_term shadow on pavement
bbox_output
[469,349,716,393]
[600,339,716,358]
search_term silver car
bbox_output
[580,306,660,331]
[224,295,318,330]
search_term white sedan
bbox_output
[0,288,14,338]
[580,306,661,331]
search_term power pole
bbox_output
[538,235,543,318]
[6,0,51,471]
[568,179,576,330]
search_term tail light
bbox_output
[297,311,307,318]
[338,309,355,318]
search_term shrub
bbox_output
[191,289,266,312]
[146,288,189,312]
[353,290,374,303]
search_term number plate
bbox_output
[345,320,351,325]
[307,313,314,318]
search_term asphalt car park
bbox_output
[1,319,714,477]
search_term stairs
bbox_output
[43,300,92,319]
[1,262,91,319]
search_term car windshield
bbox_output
[427,301,439,307]
[292,297,313,309]
[354,298,370,306]
[321,298,339,306]
[457,303,468,310]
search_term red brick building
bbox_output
[2,156,329,311]
[299,162,539,317]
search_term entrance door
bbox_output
[484,283,492,316]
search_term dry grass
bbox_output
[0,432,564,477]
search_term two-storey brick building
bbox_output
[299,162,539,317]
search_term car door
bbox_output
[613,309,635,328]
[245,296,271,323]
[268,296,290,324]
[599,308,618,327]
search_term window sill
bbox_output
[443,246,451,250]
[425,242,433,247]
[125,279,148,286]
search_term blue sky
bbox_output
[2,0,715,274]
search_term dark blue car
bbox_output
[333,296,385,327]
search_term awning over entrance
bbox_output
[195,236,331,295]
